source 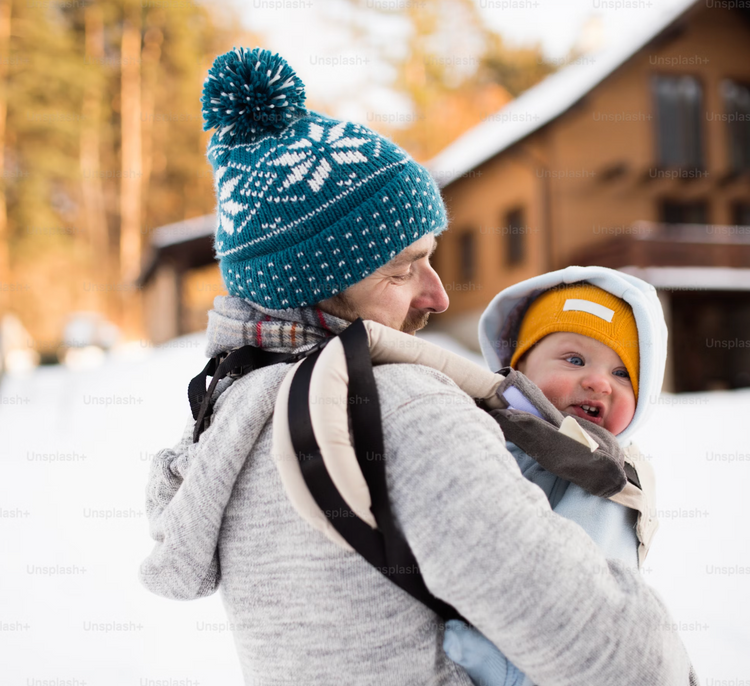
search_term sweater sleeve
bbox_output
[378,366,693,686]
[141,414,223,599]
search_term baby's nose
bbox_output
[582,372,611,395]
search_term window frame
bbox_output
[721,78,750,174]
[457,229,476,283]
[652,72,706,171]
[504,207,526,268]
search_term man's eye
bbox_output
[391,271,412,281]
[564,355,584,366]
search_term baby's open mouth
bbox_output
[569,403,604,424]
[579,404,600,418]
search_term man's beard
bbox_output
[400,310,430,334]
[323,292,430,335]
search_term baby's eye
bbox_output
[564,355,584,366]
[613,369,630,379]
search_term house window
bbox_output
[722,80,750,173]
[660,200,708,224]
[505,208,525,267]
[653,75,704,169]
[458,230,476,282]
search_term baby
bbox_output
[443,268,665,686]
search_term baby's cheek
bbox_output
[536,377,573,413]
[605,395,636,435]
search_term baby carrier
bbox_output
[187,317,654,622]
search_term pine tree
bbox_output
[2,0,247,350]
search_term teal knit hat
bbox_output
[201,47,448,309]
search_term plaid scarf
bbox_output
[205,295,350,358]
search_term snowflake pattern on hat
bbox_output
[213,118,392,243]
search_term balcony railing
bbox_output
[572,221,750,269]
[629,221,750,244]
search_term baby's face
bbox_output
[516,332,636,435]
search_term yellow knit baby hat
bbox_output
[510,283,640,397]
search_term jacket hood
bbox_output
[140,296,349,600]
[478,266,667,446]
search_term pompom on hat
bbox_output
[510,283,640,397]
[201,47,448,309]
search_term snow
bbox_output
[1,330,747,682]
[427,0,698,188]
[629,389,750,678]
[0,333,244,685]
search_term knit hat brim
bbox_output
[509,284,640,398]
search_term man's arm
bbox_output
[376,364,693,686]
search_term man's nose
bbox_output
[415,263,449,313]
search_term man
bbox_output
[141,47,695,685]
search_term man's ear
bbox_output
[318,290,358,322]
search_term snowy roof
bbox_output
[427,0,700,188]
[151,214,217,249]
[138,214,218,287]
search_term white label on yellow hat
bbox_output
[563,298,614,322]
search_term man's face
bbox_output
[318,233,449,334]
[516,332,636,435]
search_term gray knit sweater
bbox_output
[140,308,694,685]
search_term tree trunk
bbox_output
[0,0,11,313]
[139,25,163,238]
[80,3,109,313]
[119,5,143,338]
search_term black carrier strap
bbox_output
[189,344,303,443]
[288,319,466,623]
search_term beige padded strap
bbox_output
[271,359,353,551]
[608,443,658,567]
[309,337,377,528]
[272,321,507,550]
[363,320,505,409]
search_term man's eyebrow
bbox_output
[387,239,438,269]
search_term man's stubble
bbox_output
[322,292,430,335]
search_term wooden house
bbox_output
[428,0,750,392]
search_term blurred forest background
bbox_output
[0,0,561,358]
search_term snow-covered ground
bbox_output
[0,332,747,684]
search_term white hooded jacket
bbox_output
[477,266,667,568]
